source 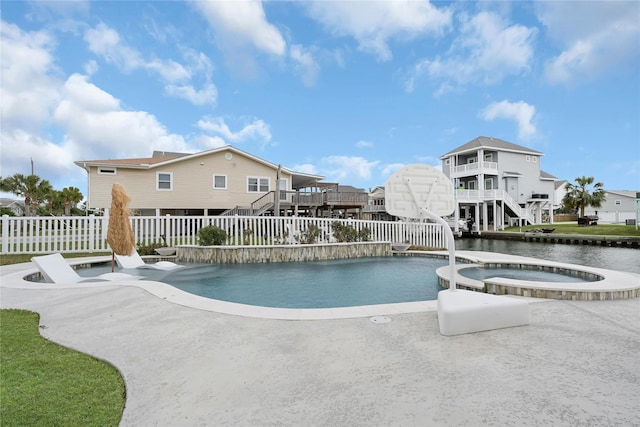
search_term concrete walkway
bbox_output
[1,275,638,426]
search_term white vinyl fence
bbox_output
[1,215,447,255]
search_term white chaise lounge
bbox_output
[32,253,142,284]
[115,249,183,271]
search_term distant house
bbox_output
[0,198,24,216]
[584,190,640,224]
[363,186,395,221]
[439,136,557,231]
[553,180,569,211]
[75,145,368,217]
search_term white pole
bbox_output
[405,178,457,291]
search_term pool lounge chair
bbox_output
[32,253,142,284]
[114,249,183,271]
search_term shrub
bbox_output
[137,241,166,255]
[297,224,321,244]
[0,208,16,216]
[332,222,371,243]
[199,226,227,246]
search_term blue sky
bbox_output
[1,0,639,200]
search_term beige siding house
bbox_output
[75,146,324,216]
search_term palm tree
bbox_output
[562,176,606,218]
[60,186,84,216]
[0,174,54,216]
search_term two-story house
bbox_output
[584,190,640,224]
[439,136,557,231]
[76,145,370,218]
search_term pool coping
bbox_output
[2,251,638,319]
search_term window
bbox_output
[467,157,476,164]
[157,172,172,191]
[484,153,493,162]
[468,180,476,190]
[98,167,116,175]
[525,155,531,162]
[279,178,288,201]
[444,159,450,165]
[532,156,537,163]
[213,175,227,189]
[485,179,493,190]
[247,177,269,192]
[615,200,621,206]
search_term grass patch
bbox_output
[0,309,125,426]
[0,252,111,266]
[503,223,640,237]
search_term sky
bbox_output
[1,0,639,202]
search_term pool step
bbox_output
[437,289,530,336]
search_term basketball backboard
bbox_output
[385,164,455,219]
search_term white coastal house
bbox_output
[584,190,640,224]
[440,136,557,231]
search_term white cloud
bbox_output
[381,163,406,178]
[405,11,535,93]
[292,163,318,175]
[53,74,190,161]
[165,83,218,106]
[290,44,320,87]
[192,134,227,150]
[537,2,640,84]
[84,23,143,72]
[0,21,61,133]
[355,140,374,149]
[306,0,451,61]
[0,21,217,193]
[196,116,272,145]
[84,23,217,105]
[480,100,536,140]
[321,156,380,182]
[193,0,286,57]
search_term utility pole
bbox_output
[31,158,34,176]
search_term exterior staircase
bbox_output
[455,189,535,225]
[220,191,275,216]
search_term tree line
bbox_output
[0,173,84,217]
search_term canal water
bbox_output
[455,238,640,274]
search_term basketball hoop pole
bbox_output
[405,178,457,291]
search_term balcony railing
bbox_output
[451,161,498,177]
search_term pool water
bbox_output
[94,257,447,309]
[459,266,598,283]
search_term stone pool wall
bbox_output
[177,242,392,264]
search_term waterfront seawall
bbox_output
[478,231,640,248]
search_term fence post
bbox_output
[1,215,8,254]
[88,215,95,252]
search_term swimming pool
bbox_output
[168,257,448,308]
[77,256,448,308]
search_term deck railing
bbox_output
[451,161,498,176]
[0,214,447,255]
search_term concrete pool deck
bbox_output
[1,255,639,426]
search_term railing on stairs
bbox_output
[220,191,276,217]
[455,189,535,225]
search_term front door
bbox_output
[506,177,518,200]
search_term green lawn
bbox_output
[0,252,111,266]
[0,309,125,426]
[503,223,640,236]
